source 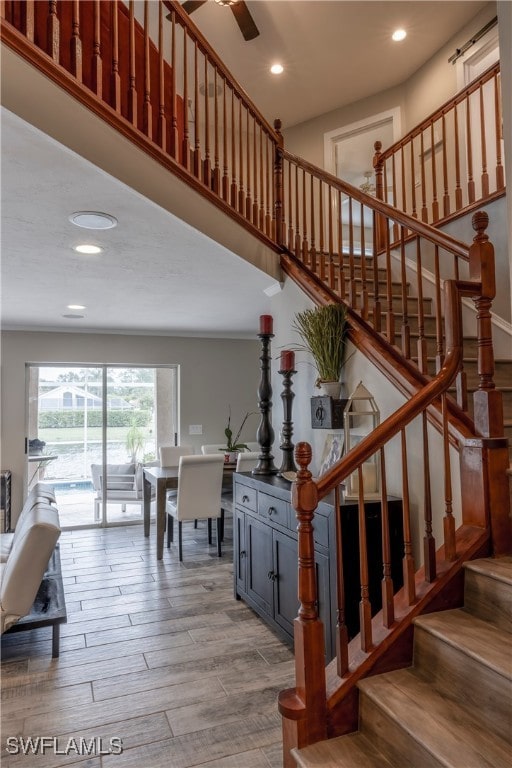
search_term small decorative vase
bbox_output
[318,381,342,399]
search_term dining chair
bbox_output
[235,451,260,472]
[166,454,225,561]
[159,445,194,467]
[200,444,226,455]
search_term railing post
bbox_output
[373,141,386,251]
[274,118,284,246]
[278,442,327,766]
[460,210,511,556]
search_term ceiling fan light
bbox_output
[214,0,238,6]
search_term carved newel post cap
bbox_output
[374,140,382,152]
[472,210,489,239]
[295,442,312,473]
[274,118,282,133]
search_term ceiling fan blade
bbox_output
[181,0,208,14]
[231,1,259,41]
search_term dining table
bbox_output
[143,463,237,560]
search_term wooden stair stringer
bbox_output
[281,250,477,446]
[323,524,490,739]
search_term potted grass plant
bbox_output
[293,303,348,398]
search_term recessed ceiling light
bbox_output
[69,211,117,230]
[392,29,407,42]
[270,63,284,75]
[67,304,86,310]
[74,244,102,255]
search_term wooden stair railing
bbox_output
[1,0,281,248]
[373,62,505,228]
[278,217,510,764]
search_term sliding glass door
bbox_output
[26,364,177,528]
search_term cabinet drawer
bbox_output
[235,483,257,511]
[258,492,290,528]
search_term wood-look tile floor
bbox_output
[1,521,295,767]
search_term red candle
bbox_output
[259,314,273,335]
[280,350,295,371]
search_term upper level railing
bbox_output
[373,62,504,227]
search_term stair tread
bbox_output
[414,608,512,678]
[464,556,512,586]
[359,668,512,767]
[292,731,395,768]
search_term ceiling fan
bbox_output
[181,0,260,42]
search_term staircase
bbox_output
[292,556,512,768]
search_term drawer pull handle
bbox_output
[268,506,276,516]
[267,570,277,582]
[242,495,250,503]
[240,550,247,558]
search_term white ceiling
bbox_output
[0,0,488,336]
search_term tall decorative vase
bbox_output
[253,316,278,475]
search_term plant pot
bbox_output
[224,451,239,465]
[317,381,342,399]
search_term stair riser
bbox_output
[360,295,433,313]
[410,336,479,358]
[369,314,438,335]
[464,568,512,633]
[359,694,443,768]
[429,361,512,389]
[413,625,512,744]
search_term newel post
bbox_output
[273,118,285,247]
[373,141,386,251]
[278,443,327,767]
[460,211,511,555]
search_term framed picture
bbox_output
[319,432,344,476]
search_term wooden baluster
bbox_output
[358,466,372,652]
[379,448,394,628]
[466,92,475,203]
[128,1,137,126]
[287,158,294,250]
[265,136,272,237]
[442,393,456,561]
[360,203,368,320]
[454,247,468,410]
[422,411,436,582]
[442,113,450,216]
[479,83,489,197]
[295,164,301,257]
[391,154,399,241]
[182,32,190,171]
[328,185,334,291]
[47,0,59,63]
[157,2,166,152]
[212,70,220,193]
[334,484,348,676]
[260,126,265,231]
[230,90,237,207]
[203,58,211,188]
[420,131,428,222]
[309,175,317,274]
[430,122,439,221]
[495,73,505,190]
[401,428,416,604]
[434,246,444,373]
[400,227,410,359]
[222,80,229,200]
[193,42,200,178]
[469,211,503,438]
[416,237,427,374]
[245,108,251,219]
[252,118,258,224]
[348,197,356,308]
[0,0,5,20]
[384,221,394,345]
[22,0,34,41]
[301,168,308,265]
[170,10,179,161]
[454,101,463,209]
[337,191,345,300]
[238,100,245,214]
[279,442,327,751]
[143,1,152,139]
[400,145,407,221]
[371,211,381,331]
[273,119,284,245]
[319,180,325,282]
[110,0,120,113]
[70,0,82,81]
[410,138,417,218]
[91,0,102,100]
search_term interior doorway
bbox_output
[26,364,177,528]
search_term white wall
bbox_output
[497,1,512,322]
[1,331,260,521]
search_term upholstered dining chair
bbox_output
[159,445,194,467]
[200,444,226,455]
[235,451,260,472]
[166,454,225,561]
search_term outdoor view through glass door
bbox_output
[26,364,177,528]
